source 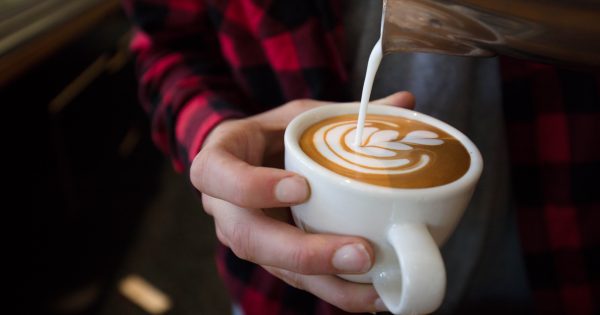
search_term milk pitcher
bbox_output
[381,0,600,66]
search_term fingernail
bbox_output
[275,176,309,203]
[332,244,371,273]
[374,298,388,311]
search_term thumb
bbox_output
[373,91,415,110]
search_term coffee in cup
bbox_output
[299,113,470,189]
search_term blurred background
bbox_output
[2,1,230,314]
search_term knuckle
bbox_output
[286,99,311,112]
[229,180,254,207]
[201,196,213,215]
[281,271,304,291]
[190,150,211,190]
[215,226,229,247]
[189,158,202,189]
[289,243,319,274]
[265,267,305,291]
[227,221,256,262]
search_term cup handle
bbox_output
[373,224,445,315]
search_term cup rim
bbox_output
[284,102,483,196]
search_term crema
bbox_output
[300,114,470,188]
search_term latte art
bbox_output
[300,114,470,188]
[320,120,442,174]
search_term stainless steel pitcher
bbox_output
[382,0,600,66]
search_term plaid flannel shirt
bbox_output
[123,0,599,314]
[501,58,599,315]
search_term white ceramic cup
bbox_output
[284,103,483,315]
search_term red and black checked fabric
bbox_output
[501,57,600,315]
[123,0,600,314]
[122,0,349,173]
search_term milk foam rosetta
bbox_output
[300,114,470,188]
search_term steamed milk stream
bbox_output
[354,38,383,147]
[300,37,470,188]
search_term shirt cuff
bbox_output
[174,95,245,172]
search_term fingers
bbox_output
[191,99,331,209]
[191,147,309,208]
[373,91,416,109]
[264,266,388,313]
[202,195,374,275]
[190,95,415,209]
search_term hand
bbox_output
[190,92,415,313]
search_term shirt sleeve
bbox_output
[123,0,246,172]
